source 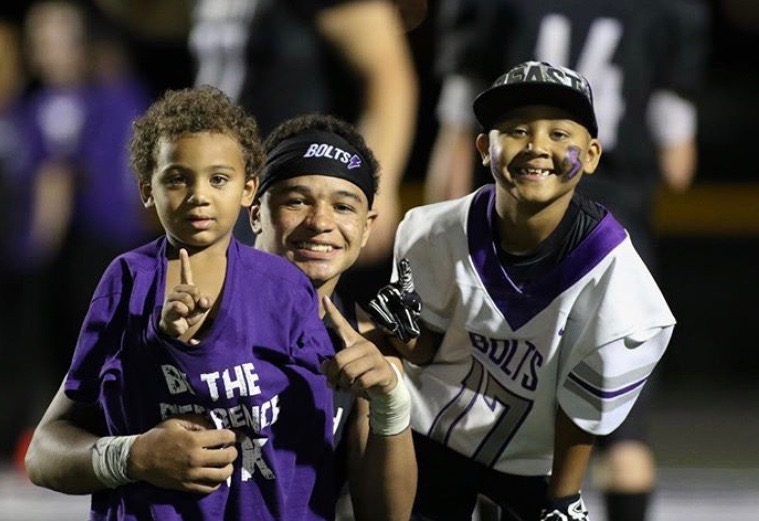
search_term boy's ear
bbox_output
[582,138,603,175]
[139,181,154,208]
[475,133,491,165]
[249,200,262,235]
[360,208,379,248]
[241,176,259,207]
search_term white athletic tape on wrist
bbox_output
[367,363,411,437]
[92,435,139,488]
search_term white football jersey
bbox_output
[394,185,675,476]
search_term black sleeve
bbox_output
[658,0,711,99]
[0,5,26,24]
[434,0,507,81]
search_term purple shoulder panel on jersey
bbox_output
[467,185,626,330]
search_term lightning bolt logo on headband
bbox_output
[348,155,362,170]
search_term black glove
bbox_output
[539,494,590,521]
[367,258,422,343]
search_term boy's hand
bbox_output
[322,296,412,436]
[367,258,422,343]
[321,296,398,397]
[159,249,212,343]
[128,415,237,494]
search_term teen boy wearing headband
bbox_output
[251,114,416,521]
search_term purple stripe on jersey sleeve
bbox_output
[466,185,627,330]
[567,372,648,399]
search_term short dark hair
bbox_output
[263,113,380,196]
[130,85,264,184]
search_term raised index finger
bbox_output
[323,296,360,347]
[179,248,194,286]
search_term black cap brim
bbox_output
[473,82,598,137]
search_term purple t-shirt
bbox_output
[65,237,336,520]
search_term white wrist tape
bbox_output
[367,363,411,436]
[92,435,139,488]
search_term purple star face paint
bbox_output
[562,146,582,179]
[489,139,503,179]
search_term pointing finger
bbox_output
[322,296,360,346]
[180,248,194,286]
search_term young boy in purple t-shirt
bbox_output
[26,86,336,521]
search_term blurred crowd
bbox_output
[0,1,154,466]
[0,0,757,498]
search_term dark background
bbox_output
[5,0,757,391]
[405,0,759,392]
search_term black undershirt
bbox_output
[496,193,607,288]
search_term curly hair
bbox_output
[263,113,381,196]
[130,85,264,184]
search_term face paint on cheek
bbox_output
[489,140,503,178]
[561,146,582,179]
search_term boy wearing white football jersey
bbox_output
[373,61,675,521]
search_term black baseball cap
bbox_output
[473,61,598,137]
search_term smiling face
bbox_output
[140,131,257,253]
[476,105,602,214]
[251,175,376,297]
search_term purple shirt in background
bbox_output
[26,79,150,250]
[65,237,336,520]
[0,98,41,270]
[76,78,150,247]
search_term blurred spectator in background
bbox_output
[0,10,41,465]
[0,21,22,271]
[12,0,152,440]
[95,0,419,290]
[424,1,709,520]
[0,13,27,293]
